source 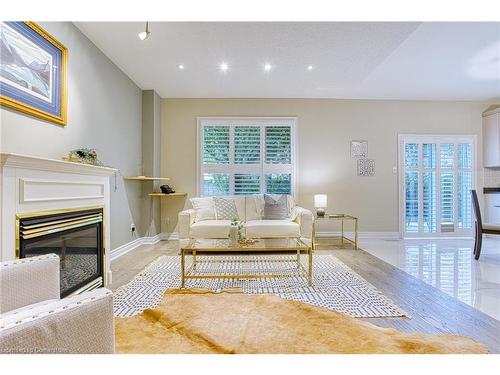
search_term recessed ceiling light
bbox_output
[307,65,314,71]
[138,22,150,41]
[178,64,185,70]
[264,63,273,72]
[220,62,229,72]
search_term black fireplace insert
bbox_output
[16,207,104,298]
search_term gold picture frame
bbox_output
[0,22,68,125]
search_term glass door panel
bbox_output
[402,137,474,236]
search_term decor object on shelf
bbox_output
[160,184,176,194]
[63,148,104,166]
[350,140,368,158]
[314,194,327,217]
[357,158,375,176]
[0,22,67,125]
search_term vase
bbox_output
[229,226,238,246]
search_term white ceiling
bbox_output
[75,22,500,100]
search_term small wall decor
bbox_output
[357,158,375,176]
[0,22,67,125]
[351,140,368,157]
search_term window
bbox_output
[399,135,475,236]
[198,118,296,196]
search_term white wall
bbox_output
[1,22,143,249]
[161,98,493,234]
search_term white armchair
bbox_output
[0,254,114,354]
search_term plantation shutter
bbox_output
[199,118,296,196]
[203,126,229,164]
[235,126,260,164]
[265,126,291,164]
[401,135,474,237]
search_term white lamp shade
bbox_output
[314,194,327,208]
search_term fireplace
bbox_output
[16,206,104,298]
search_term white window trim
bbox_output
[398,134,477,238]
[196,117,298,198]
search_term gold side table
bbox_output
[313,214,358,250]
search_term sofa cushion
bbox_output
[228,196,246,220]
[190,220,231,238]
[213,197,239,220]
[247,194,296,221]
[245,220,300,238]
[190,197,216,222]
[263,194,290,220]
[246,195,264,221]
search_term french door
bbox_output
[399,135,476,237]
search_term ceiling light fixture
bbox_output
[307,65,314,71]
[220,62,229,72]
[138,22,150,41]
[264,63,273,72]
[178,64,185,70]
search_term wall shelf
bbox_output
[124,176,170,181]
[149,192,187,197]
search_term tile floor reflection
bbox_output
[360,237,500,321]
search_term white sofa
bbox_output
[0,254,114,354]
[178,195,313,241]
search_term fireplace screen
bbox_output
[17,207,104,297]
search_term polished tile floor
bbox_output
[359,236,500,321]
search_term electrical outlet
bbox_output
[130,223,136,232]
[392,166,398,174]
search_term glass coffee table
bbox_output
[180,238,313,288]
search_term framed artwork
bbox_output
[0,22,67,125]
[351,140,368,157]
[357,158,375,176]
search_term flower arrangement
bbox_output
[63,148,104,166]
[230,218,245,242]
[229,218,258,245]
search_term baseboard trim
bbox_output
[315,231,401,240]
[110,232,175,261]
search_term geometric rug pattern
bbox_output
[113,254,408,318]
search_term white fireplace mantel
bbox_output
[1,153,117,284]
[1,153,117,176]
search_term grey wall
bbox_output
[0,22,143,250]
[140,90,162,236]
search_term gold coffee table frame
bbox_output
[180,238,313,288]
[313,215,359,250]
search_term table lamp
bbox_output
[314,194,327,217]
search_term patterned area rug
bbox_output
[113,254,408,318]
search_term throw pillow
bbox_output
[262,194,290,220]
[190,197,216,222]
[213,197,239,220]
